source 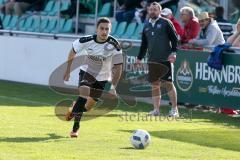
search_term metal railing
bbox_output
[0,29,142,46]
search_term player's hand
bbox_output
[101,89,116,100]
[237,23,240,33]
[108,89,117,99]
[63,71,70,81]
[188,39,196,44]
[108,85,117,99]
[168,54,176,63]
[135,58,142,68]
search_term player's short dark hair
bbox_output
[150,2,162,11]
[215,6,224,17]
[96,17,111,28]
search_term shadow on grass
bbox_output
[0,133,66,143]
[43,102,240,128]
[186,109,240,128]
[120,129,240,152]
[1,80,239,128]
[41,113,120,118]
[117,102,240,128]
[0,80,72,107]
[119,147,136,150]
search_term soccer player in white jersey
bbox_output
[63,17,123,138]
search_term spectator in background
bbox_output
[207,7,215,19]
[188,12,225,46]
[0,16,3,29]
[227,18,240,47]
[1,0,44,14]
[3,0,14,14]
[161,8,183,37]
[147,0,179,9]
[180,6,200,43]
[61,0,101,18]
[116,0,142,23]
[26,0,45,12]
[135,0,148,24]
[14,0,34,16]
[230,0,240,23]
[117,0,125,6]
[215,6,228,23]
[0,0,8,13]
[5,0,34,16]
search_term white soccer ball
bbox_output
[130,129,151,149]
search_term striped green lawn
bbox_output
[0,80,240,160]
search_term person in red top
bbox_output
[161,8,184,38]
[180,6,200,43]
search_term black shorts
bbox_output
[78,70,107,101]
[148,61,173,83]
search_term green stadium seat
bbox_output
[51,18,65,33]
[113,21,127,38]
[40,0,55,16]
[27,17,40,32]
[131,23,144,39]
[60,1,70,11]
[80,2,110,18]
[0,13,4,21]
[39,18,49,32]
[48,2,59,16]
[12,18,26,30]
[85,0,102,14]
[3,15,11,28]
[98,2,112,17]
[6,15,19,30]
[19,16,33,31]
[60,18,73,33]
[121,22,137,39]
[79,13,94,18]
[43,18,57,33]
[110,21,118,35]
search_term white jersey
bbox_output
[72,35,123,81]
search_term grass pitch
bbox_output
[0,80,240,160]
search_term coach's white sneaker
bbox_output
[149,109,160,116]
[168,108,179,117]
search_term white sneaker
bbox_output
[168,108,179,117]
[149,109,160,116]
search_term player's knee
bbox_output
[152,81,160,89]
[78,85,90,97]
[165,82,175,91]
[152,80,159,86]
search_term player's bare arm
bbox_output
[64,49,76,81]
[112,64,123,88]
[109,63,123,98]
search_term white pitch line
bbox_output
[0,95,52,106]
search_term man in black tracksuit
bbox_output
[136,2,179,117]
[0,16,3,29]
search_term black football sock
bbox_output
[72,112,83,132]
[72,96,87,114]
[71,96,87,132]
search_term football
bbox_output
[130,129,151,149]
